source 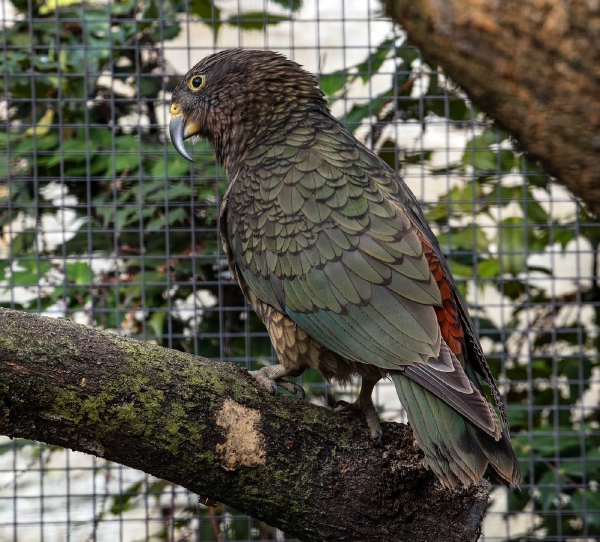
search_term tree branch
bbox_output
[0,308,490,541]
[383,0,600,215]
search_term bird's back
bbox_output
[168,48,520,488]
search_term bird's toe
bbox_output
[333,398,382,441]
[333,400,354,413]
[249,368,304,400]
[274,379,305,398]
[249,369,278,395]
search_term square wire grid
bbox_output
[1,0,599,540]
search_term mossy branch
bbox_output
[0,307,490,541]
[383,0,600,215]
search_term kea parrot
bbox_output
[169,49,521,488]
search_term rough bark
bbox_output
[383,0,600,215]
[0,307,490,541]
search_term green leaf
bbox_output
[378,139,397,170]
[402,150,433,165]
[507,486,531,512]
[477,258,499,278]
[447,98,470,121]
[498,217,527,276]
[114,135,140,152]
[110,0,137,15]
[147,311,166,338]
[475,315,502,342]
[499,149,516,172]
[147,480,170,502]
[569,490,600,527]
[429,180,486,217]
[462,130,504,172]
[554,227,577,249]
[437,225,489,252]
[395,47,419,69]
[356,37,394,82]
[448,259,473,278]
[115,207,140,228]
[113,154,139,175]
[139,0,159,30]
[269,0,303,11]
[344,102,372,128]
[109,481,143,515]
[66,262,93,285]
[167,208,187,225]
[463,148,497,172]
[227,12,290,30]
[516,187,549,223]
[325,73,393,125]
[537,470,558,510]
[320,71,347,97]
[473,129,500,148]
[161,21,182,41]
[11,257,51,286]
[150,156,190,179]
[127,271,167,298]
[190,0,221,39]
[138,76,161,99]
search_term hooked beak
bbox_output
[169,103,197,163]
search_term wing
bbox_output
[229,118,442,367]
[381,142,511,431]
[227,114,499,437]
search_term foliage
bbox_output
[1,0,599,540]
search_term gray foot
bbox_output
[249,364,305,399]
[334,375,382,441]
[334,398,382,441]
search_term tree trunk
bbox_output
[0,307,489,541]
[383,0,600,215]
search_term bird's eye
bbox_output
[188,75,206,91]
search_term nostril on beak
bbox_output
[171,103,180,116]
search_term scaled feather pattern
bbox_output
[169,49,521,488]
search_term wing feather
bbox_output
[226,115,508,444]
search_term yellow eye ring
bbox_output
[188,75,206,91]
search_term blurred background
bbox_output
[0,0,599,540]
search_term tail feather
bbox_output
[392,373,520,488]
[465,422,521,487]
[420,382,488,483]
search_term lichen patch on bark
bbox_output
[215,399,266,471]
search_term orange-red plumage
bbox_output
[417,230,465,356]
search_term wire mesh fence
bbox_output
[1,0,599,540]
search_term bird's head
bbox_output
[169,49,327,165]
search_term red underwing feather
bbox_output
[416,229,465,356]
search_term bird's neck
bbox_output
[218,104,330,175]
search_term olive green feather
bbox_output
[170,49,520,488]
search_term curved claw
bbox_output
[293,383,305,401]
[332,398,382,442]
[248,366,305,400]
[333,400,350,411]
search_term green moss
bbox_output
[162,402,206,454]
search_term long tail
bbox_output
[391,373,521,489]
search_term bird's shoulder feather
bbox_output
[227,115,444,368]
[222,112,508,435]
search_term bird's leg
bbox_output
[249,364,305,399]
[334,375,382,441]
